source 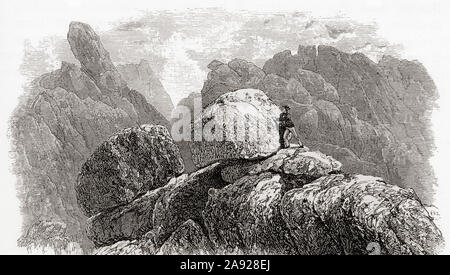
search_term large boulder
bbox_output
[76,124,184,216]
[190,89,281,168]
[281,174,444,255]
[153,163,227,245]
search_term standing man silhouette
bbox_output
[279,105,303,149]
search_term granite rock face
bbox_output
[88,162,227,254]
[158,219,214,255]
[203,172,297,254]
[83,141,442,255]
[202,149,342,254]
[246,148,342,177]
[10,22,168,252]
[67,22,126,93]
[76,124,184,216]
[201,59,266,108]
[117,60,174,119]
[198,47,438,203]
[281,174,444,255]
[170,92,202,173]
[190,89,281,168]
[86,188,165,247]
[264,46,438,203]
[218,147,342,183]
[86,162,225,248]
[153,163,227,245]
[93,233,158,255]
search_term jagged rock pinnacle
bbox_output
[67,21,125,92]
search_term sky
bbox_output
[1,0,449,254]
[20,8,404,106]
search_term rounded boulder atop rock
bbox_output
[76,124,184,217]
[190,88,281,168]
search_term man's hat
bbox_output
[282,105,291,110]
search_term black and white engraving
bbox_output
[6,8,445,255]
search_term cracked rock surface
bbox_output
[281,174,444,255]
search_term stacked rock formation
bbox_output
[184,46,438,205]
[81,89,443,255]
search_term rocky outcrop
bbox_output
[201,59,266,108]
[17,219,82,254]
[13,21,441,255]
[264,46,438,204]
[93,219,214,255]
[67,22,126,93]
[117,60,174,119]
[93,232,158,255]
[190,89,281,168]
[84,158,226,251]
[83,141,442,255]
[203,172,297,254]
[86,188,164,247]
[76,124,184,216]
[198,47,438,204]
[153,163,227,245]
[219,147,342,183]
[170,92,202,174]
[246,148,342,177]
[281,174,444,255]
[158,220,214,255]
[10,22,168,252]
[203,148,342,254]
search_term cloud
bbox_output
[21,8,403,105]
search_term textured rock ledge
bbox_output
[281,174,444,255]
